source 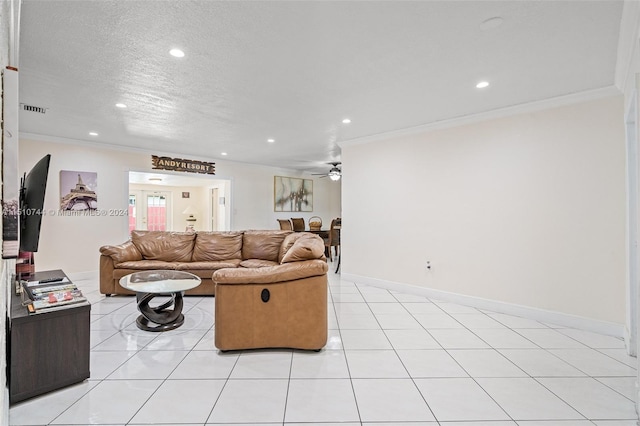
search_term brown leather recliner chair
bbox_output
[213,232,328,351]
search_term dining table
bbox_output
[306,229,328,238]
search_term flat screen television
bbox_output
[19,154,51,252]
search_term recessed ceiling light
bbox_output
[476,81,490,89]
[89,132,98,136]
[221,152,228,156]
[170,48,185,58]
[115,103,127,108]
[342,118,351,124]
[267,138,275,143]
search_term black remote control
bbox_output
[39,277,63,283]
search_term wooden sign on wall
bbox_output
[151,155,216,175]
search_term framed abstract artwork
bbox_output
[274,176,313,212]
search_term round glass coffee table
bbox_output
[119,270,201,332]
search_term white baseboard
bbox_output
[341,273,626,338]
[636,383,640,419]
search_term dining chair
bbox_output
[277,219,293,230]
[290,217,305,232]
[324,218,341,261]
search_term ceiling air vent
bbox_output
[21,104,47,114]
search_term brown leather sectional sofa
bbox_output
[99,229,327,296]
[99,229,328,350]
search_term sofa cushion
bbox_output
[281,233,325,263]
[214,259,328,284]
[192,232,243,261]
[242,230,291,262]
[131,230,196,262]
[113,268,145,280]
[175,270,222,280]
[176,260,242,270]
[115,260,180,270]
[100,241,143,263]
[112,268,215,283]
[240,259,279,268]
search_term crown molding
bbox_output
[614,0,640,93]
[19,131,183,157]
[18,131,317,177]
[340,86,621,148]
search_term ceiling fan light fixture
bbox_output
[328,169,341,181]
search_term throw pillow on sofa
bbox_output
[281,233,325,263]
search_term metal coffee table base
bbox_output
[135,292,185,332]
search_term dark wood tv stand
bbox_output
[8,270,91,404]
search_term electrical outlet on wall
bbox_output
[426,260,431,270]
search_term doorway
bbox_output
[211,188,219,231]
[128,171,232,232]
[129,190,172,232]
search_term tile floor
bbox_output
[8,261,640,425]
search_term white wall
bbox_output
[342,95,626,326]
[18,137,342,275]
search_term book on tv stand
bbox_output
[20,269,88,314]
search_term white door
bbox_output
[210,188,219,231]
[129,190,172,231]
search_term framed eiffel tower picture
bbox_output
[60,170,98,211]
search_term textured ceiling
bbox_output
[17,1,624,174]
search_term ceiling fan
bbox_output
[312,162,342,181]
